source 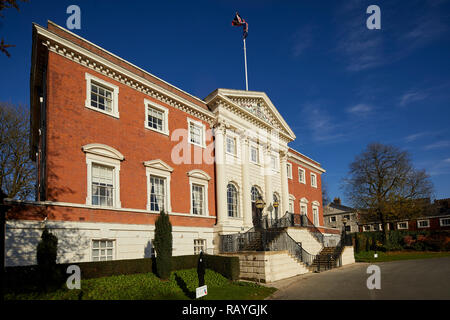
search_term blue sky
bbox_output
[1,0,450,202]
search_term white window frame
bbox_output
[227,182,240,218]
[144,159,173,213]
[226,135,237,156]
[83,144,123,208]
[311,173,318,188]
[417,219,430,228]
[91,239,116,262]
[188,118,206,148]
[85,73,119,118]
[363,225,371,232]
[330,216,336,223]
[271,154,279,171]
[250,144,260,164]
[298,167,306,184]
[188,169,211,216]
[288,195,295,213]
[194,239,207,255]
[287,163,293,179]
[440,218,450,227]
[397,221,408,230]
[312,204,320,226]
[144,99,169,136]
[300,198,308,216]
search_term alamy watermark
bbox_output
[66,5,81,30]
[366,5,381,30]
[66,265,81,289]
[366,265,381,290]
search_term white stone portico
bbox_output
[204,89,296,239]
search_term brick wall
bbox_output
[41,51,216,226]
[287,159,324,226]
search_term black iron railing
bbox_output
[220,228,317,267]
[263,212,326,245]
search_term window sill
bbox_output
[226,152,239,158]
[144,125,169,136]
[189,141,206,149]
[85,103,119,119]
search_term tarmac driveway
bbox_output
[268,257,450,300]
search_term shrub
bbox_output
[37,227,58,268]
[356,230,450,252]
[153,210,173,280]
[203,254,240,281]
[4,254,240,294]
[36,227,62,288]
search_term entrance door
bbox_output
[251,186,262,229]
[252,202,261,229]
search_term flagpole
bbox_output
[243,38,248,91]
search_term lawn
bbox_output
[355,250,450,263]
[4,268,276,300]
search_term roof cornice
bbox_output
[288,150,326,173]
[33,23,215,124]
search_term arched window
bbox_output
[251,185,262,202]
[227,183,239,217]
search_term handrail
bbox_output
[263,212,326,245]
[220,227,317,267]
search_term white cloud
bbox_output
[399,90,428,107]
[424,140,450,150]
[292,26,315,57]
[334,0,449,72]
[405,132,429,143]
[301,103,347,143]
[346,104,372,115]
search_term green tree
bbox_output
[153,210,173,280]
[344,143,433,243]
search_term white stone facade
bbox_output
[5,220,214,267]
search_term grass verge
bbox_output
[355,250,450,263]
[4,268,276,300]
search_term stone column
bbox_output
[240,134,252,228]
[214,122,227,226]
[263,144,273,218]
[280,151,290,215]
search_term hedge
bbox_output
[353,230,450,253]
[4,254,240,292]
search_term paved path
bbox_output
[267,257,450,300]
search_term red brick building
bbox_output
[4,21,335,266]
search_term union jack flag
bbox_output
[231,12,248,39]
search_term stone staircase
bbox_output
[232,250,310,283]
[307,246,343,272]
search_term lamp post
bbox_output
[273,200,279,221]
[255,197,265,229]
[342,217,348,245]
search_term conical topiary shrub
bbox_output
[36,226,60,289]
[153,210,173,280]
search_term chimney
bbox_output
[333,197,341,205]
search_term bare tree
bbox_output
[343,143,433,242]
[0,0,28,57]
[0,102,35,199]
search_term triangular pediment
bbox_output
[204,89,296,141]
[143,159,174,172]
